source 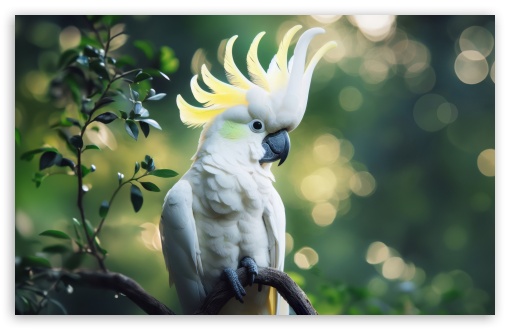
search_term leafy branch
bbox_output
[16,15,180,314]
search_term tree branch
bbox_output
[55,267,317,315]
[58,270,175,315]
[196,267,317,315]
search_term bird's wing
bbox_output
[263,186,290,315]
[160,179,206,314]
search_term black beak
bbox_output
[259,129,290,166]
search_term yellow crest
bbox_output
[177,25,337,128]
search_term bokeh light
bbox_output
[313,134,340,164]
[413,93,454,132]
[454,50,489,84]
[311,15,342,25]
[431,272,454,294]
[294,247,319,270]
[300,168,337,202]
[349,171,376,197]
[285,232,294,255]
[59,26,80,50]
[459,26,494,57]
[366,241,390,265]
[436,102,458,124]
[140,222,162,252]
[443,224,468,250]
[351,15,396,42]
[311,202,337,226]
[477,149,495,177]
[382,256,405,280]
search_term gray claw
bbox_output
[223,268,246,302]
[240,256,258,286]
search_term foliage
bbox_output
[15,15,178,315]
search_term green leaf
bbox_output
[84,220,107,256]
[69,135,83,149]
[58,49,79,68]
[130,184,143,212]
[160,46,179,74]
[57,157,76,170]
[139,121,150,138]
[32,172,48,188]
[99,200,109,218]
[79,33,103,49]
[22,256,51,268]
[83,45,100,58]
[133,102,142,114]
[115,55,135,68]
[39,230,71,240]
[55,117,81,128]
[146,156,155,171]
[101,15,122,26]
[94,97,115,110]
[42,244,71,254]
[84,144,101,152]
[84,219,95,238]
[134,40,154,60]
[149,169,178,178]
[134,72,152,84]
[125,119,139,140]
[21,147,58,161]
[139,118,162,130]
[39,151,62,170]
[107,57,116,65]
[146,93,166,101]
[15,128,21,146]
[90,60,109,79]
[140,181,160,192]
[63,253,86,270]
[134,161,140,175]
[81,164,91,178]
[81,98,94,114]
[56,130,78,156]
[132,90,140,101]
[93,112,118,124]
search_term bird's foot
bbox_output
[239,256,258,286]
[223,268,246,303]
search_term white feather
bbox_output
[160,180,206,314]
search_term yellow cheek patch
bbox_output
[220,120,248,140]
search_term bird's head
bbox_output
[177,25,336,167]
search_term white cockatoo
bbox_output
[160,25,336,315]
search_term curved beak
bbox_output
[259,129,290,166]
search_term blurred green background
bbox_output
[15,15,495,315]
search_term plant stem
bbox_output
[94,173,148,239]
[76,149,107,272]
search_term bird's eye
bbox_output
[249,120,265,133]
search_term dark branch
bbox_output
[53,267,317,315]
[58,270,175,315]
[196,267,317,315]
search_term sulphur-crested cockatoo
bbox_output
[160,25,336,315]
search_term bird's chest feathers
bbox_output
[197,161,272,218]
[191,161,274,282]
